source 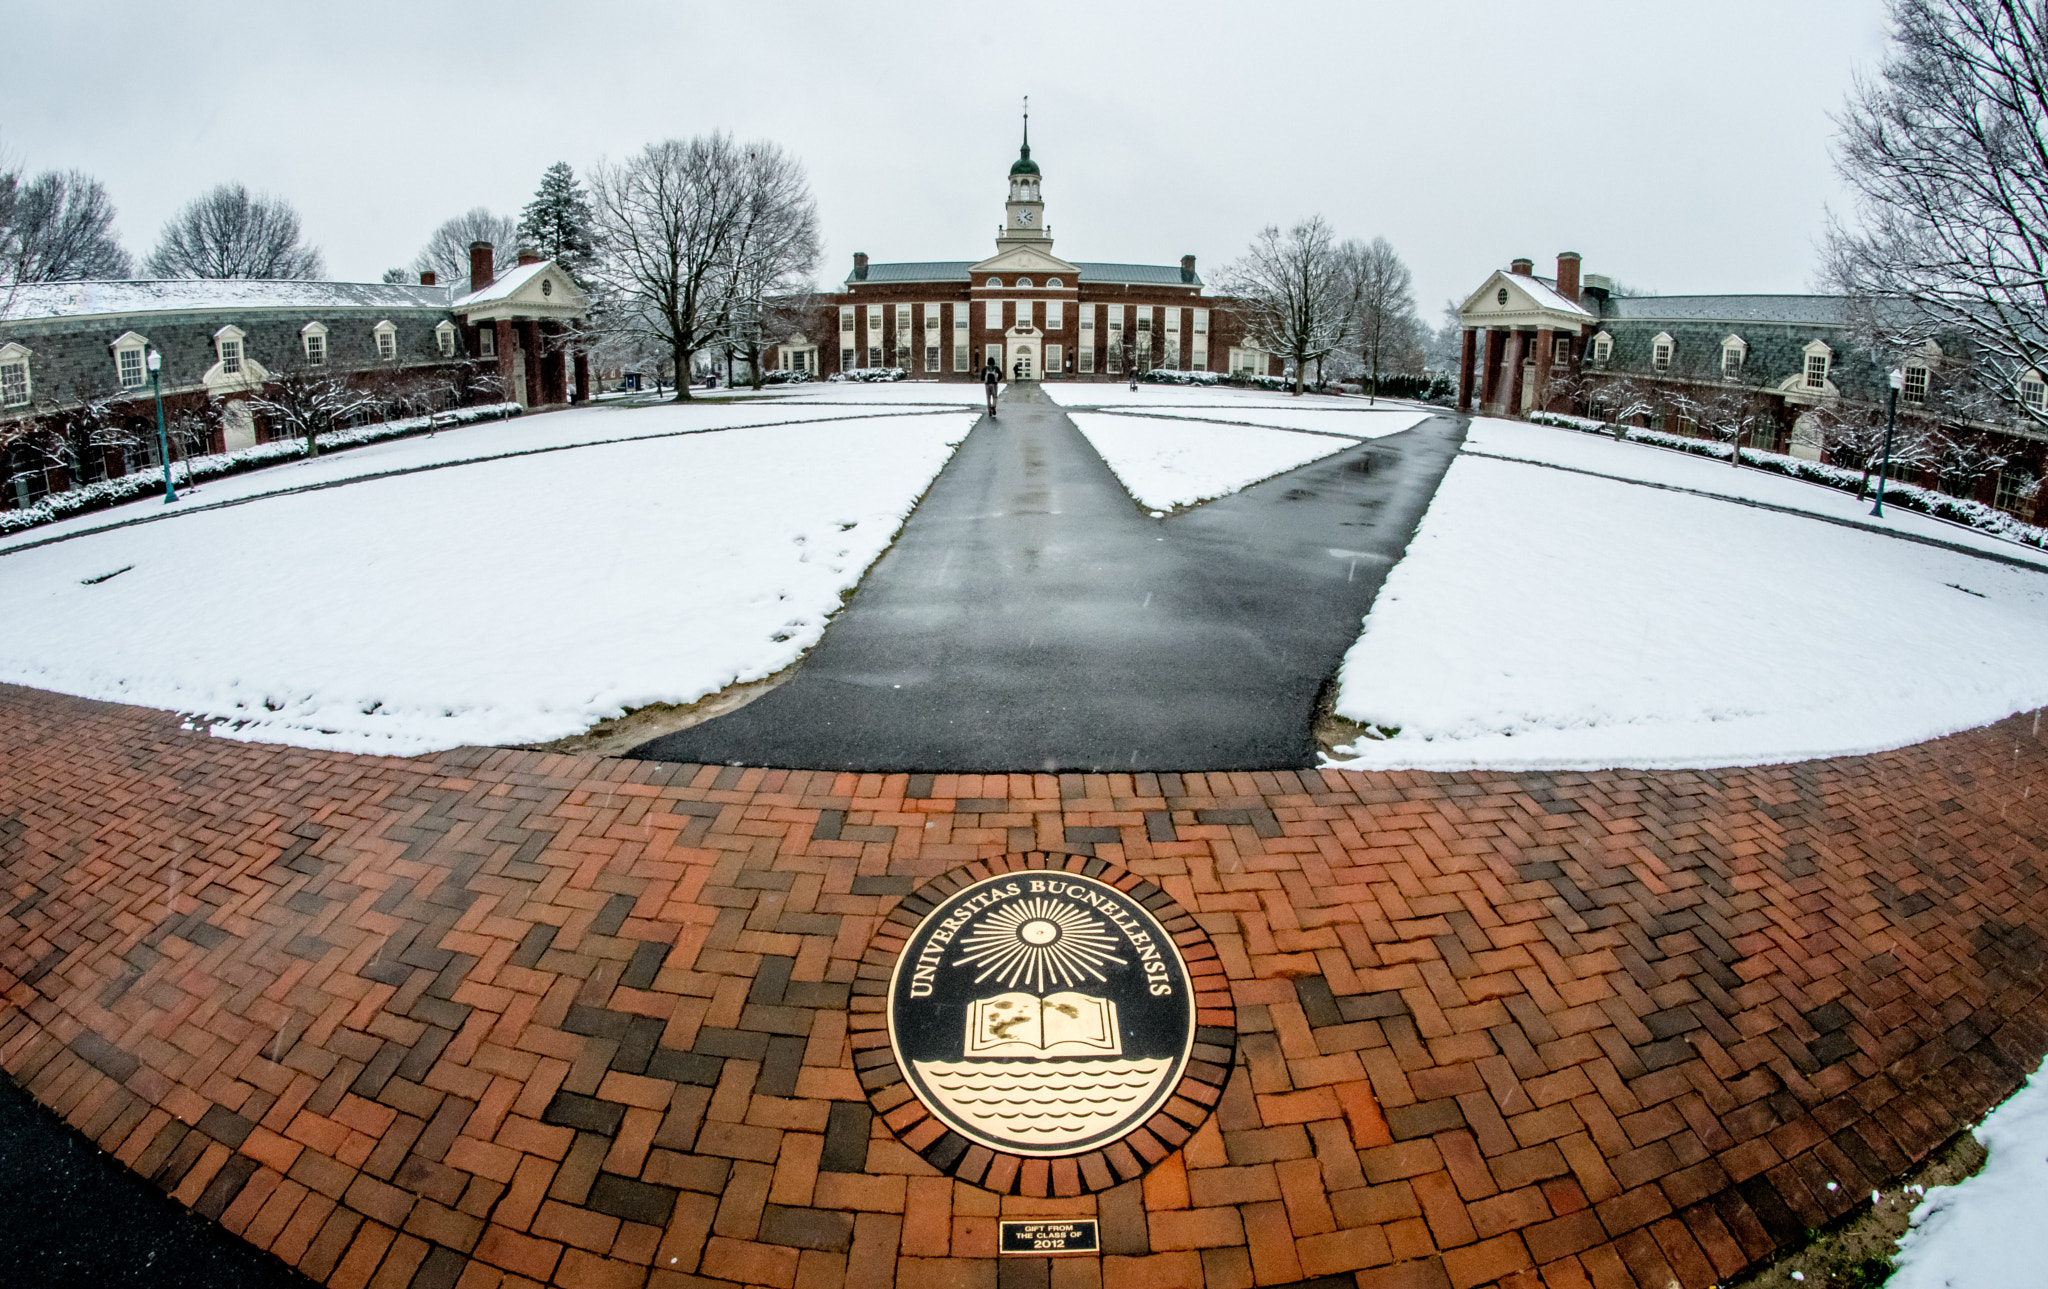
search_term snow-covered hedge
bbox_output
[1525,411,2048,552]
[0,402,523,537]
[762,369,813,385]
[828,368,907,383]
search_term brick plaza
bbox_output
[4,680,2048,1289]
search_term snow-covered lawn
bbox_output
[1045,382,1376,410]
[1890,1057,2048,1288]
[1106,405,1434,438]
[1,398,956,556]
[775,381,981,404]
[0,411,973,755]
[1468,417,2048,568]
[1069,413,1378,511]
[1329,450,2048,770]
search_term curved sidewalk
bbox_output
[4,681,2048,1289]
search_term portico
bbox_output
[452,245,592,407]
[1455,252,1596,416]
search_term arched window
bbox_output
[1017,277,1033,288]
[985,277,1001,288]
[1046,277,1062,289]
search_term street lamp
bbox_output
[147,348,176,504]
[1870,366,1904,517]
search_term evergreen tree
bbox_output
[516,162,596,283]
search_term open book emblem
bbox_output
[886,870,1198,1158]
[966,992,1120,1057]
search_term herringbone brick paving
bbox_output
[3,679,2046,1289]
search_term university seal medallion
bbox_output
[857,856,1235,1194]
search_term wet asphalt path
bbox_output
[633,385,1465,772]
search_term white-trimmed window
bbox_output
[435,320,457,358]
[985,277,1001,288]
[373,320,398,361]
[1903,363,1929,404]
[895,303,911,339]
[1106,308,1124,372]
[112,332,150,389]
[986,299,1001,329]
[1592,332,1612,363]
[479,326,495,358]
[1046,300,1063,330]
[1047,277,1062,289]
[215,326,246,376]
[302,320,328,366]
[1553,337,1571,365]
[1017,277,1033,289]
[953,305,969,371]
[985,343,1002,371]
[1048,343,1063,374]
[1651,332,1674,373]
[1803,342,1832,390]
[1721,335,1746,379]
[840,305,855,338]
[1995,468,2032,514]
[0,343,31,408]
[2022,369,2047,413]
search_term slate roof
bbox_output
[1598,294,1852,326]
[847,260,1202,288]
[1,278,455,323]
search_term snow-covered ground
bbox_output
[1468,418,2048,568]
[1109,405,1436,437]
[1045,382,1377,410]
[1,399,956,556]
[1890,1058,2048,1289]
[0,411,973,755]
[1069,411,1426,511]
[1329,443,2048,770]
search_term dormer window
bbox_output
[0,343,31,408]
[112,332,150,389]
[2022,370,2047,413]
[302,320,328,367]
[1651,333,1674,372]
[1803,342,1832,390]
[215,326,246,375]
[373,320,397,361]
[435,320,457,358]
[1721,335,1746,378]
[1592,333,1612,363]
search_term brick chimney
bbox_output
[1555,252,1581,303]
[517,247,542,267]
[853,252,869,281]
[1510,257,1534,276]
[468,241,494,293]
[418,270,436,287]
[1181,254,1197,283]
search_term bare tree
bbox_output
[718,144,820,390]
[1696,385,1777,468]
[249,365,377,458]
[1218,217,1349,396]
[412,208,517,288]
[589,134,816,403]
[1827,0,2048,426]
[3,170,132,283]
[145,184,325,279]
[1335,237,1417,403]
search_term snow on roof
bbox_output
[1507,272,1593,318]
[1,278,454,323]
[848,260,1202,287]
[1598,294,1852,326]
[450,260,553,308]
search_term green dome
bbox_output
[1010,144,1039,176]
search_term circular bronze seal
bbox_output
[853,855,1235,1196]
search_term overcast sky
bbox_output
[3,0,1892,317]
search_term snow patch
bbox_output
[1068,413,1363,510]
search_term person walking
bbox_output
[983,358,1000,418]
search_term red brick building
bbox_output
[770,124,1276,383]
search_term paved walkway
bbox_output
[634,386,1465,772]
[6,681,2048,1288]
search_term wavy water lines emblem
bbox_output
[909,1059,1177,1146]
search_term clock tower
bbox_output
[996,104,1051,254]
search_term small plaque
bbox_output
[999,1219,1099,1254]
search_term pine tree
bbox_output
[516,162,596,284]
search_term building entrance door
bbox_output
[1007,340,1037,381]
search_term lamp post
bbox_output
[1870,366,1904,517]
[147,348,176,504]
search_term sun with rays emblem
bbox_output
[951,897,1127,992]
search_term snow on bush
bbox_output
[828,367,908,383]
[1527,411,2048,552]
[0,403,522,537]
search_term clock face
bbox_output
[1018,210,1035,225]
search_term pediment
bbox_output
[460,261,591,322]
[1456,270,1590,329]
[970,246,1079,277]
